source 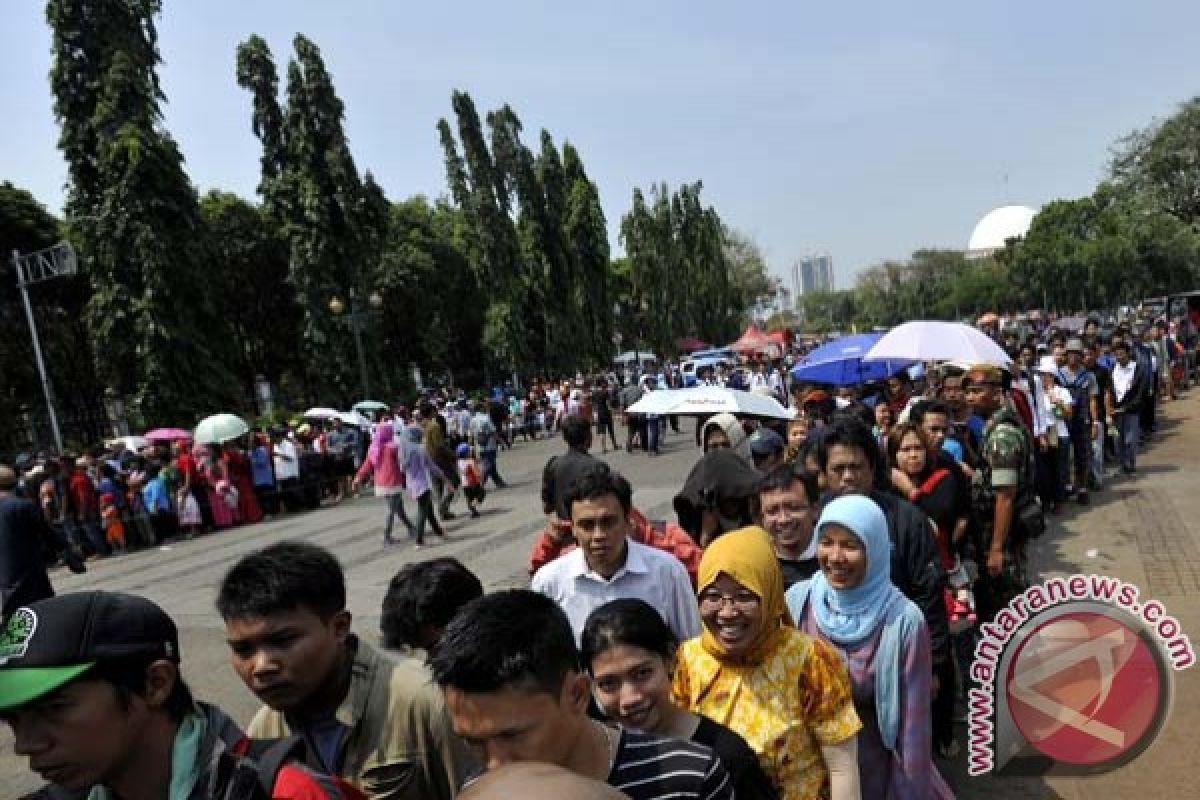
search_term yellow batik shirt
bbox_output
[673,629,862,800]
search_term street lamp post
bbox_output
[329,289,383,400]
[11,242,77,453]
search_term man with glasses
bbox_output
[964,364,1036,622]
[756,464,820,587]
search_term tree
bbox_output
[236,33,389,404]
[48,0,237,426]
[1111,97,1200,227]
[198,191,302,396]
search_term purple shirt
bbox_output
[795,598,952,800]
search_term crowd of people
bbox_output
[0,310,1189,800]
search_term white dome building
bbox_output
[966,205,1037,258]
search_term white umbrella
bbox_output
[626,387,795,420]
[303,407,340,420]
[352,400,388,412]
[194,413,250,445]
[337,410,372,428]
[106,435,151,453]
[864,321,1012,366]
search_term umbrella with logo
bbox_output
[791,333,914,386]
[626,387,795,420]
[864,320,1012,366]
[194,413,250,445]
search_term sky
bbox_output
[4,1,1200,290]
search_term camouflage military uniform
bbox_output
[971,404,1036,621]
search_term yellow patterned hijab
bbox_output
[697,526,794,665]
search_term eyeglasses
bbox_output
[698,588,761,612]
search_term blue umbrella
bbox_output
[791,333,915,386]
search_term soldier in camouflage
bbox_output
[964,364,1036,622]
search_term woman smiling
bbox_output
[672,527,862,800]
[785,496,954,800]
[582,599,778,800]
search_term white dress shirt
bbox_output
[531,539,701,644]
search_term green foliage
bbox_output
[48,0,238,428]
[437,90,612,378]
[617,182,754,354]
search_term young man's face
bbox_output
[922,411,951,448]
[940,377,964,407]
[6,677,159,791]
[824,444,872,496]
[569,494,631,577]
[443,678,589,772]
[758,480,815,555]
[225,606,351,713]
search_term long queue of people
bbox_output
[0,317,1180,800]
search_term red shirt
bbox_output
[67,471,97,515]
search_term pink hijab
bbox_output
[369,422,394,469]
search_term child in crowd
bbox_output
[177,485,201,537]
[216,478,240,525]
[99,492,126,553]
[456,443,485,518]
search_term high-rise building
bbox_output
[793,254,834,295]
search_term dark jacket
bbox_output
[541,449,602,520]
[0,493,60,617]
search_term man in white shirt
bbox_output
[271,429,301,512]
[1109,339,1147,474]
[532,464,700,644]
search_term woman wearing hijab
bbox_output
[401,424,449,547]
[352,422,415,546]
[699,413,753,462]
[673,526,862,800]
[785,496,954,800]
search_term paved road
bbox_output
[2,421,706,795]
[5,405,1200,799]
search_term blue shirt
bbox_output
[250,446,274,487]
[142,477,171,514]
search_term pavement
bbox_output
[3,405,1199,798]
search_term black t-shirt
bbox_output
[608,728,733,800]
[777,555,820,589]
[692,715,779,800]
[592,388,613,417]
[541,449,602,519]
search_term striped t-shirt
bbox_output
[607,728,734,800]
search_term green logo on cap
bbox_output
[0,608,38,665]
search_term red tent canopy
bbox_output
[731,324,772,353]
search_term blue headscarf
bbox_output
[808,495,897,645]
[785,494,921,752]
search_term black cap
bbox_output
[0,591,180,711]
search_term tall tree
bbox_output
[236,33,388,403]
[48,0,236,425]
[562,141,612,365]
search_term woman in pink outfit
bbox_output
[353,422,415,546]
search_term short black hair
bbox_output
[816,416,878,470]
[562,415,592,449]
[564,463,633,515]
[909,398,951,425]
[427,589,579,696]
[758,463,819,504]
[83,655,195,723]
[216,541,346,620]
[381,558,483,651]
[580,599,675,672]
